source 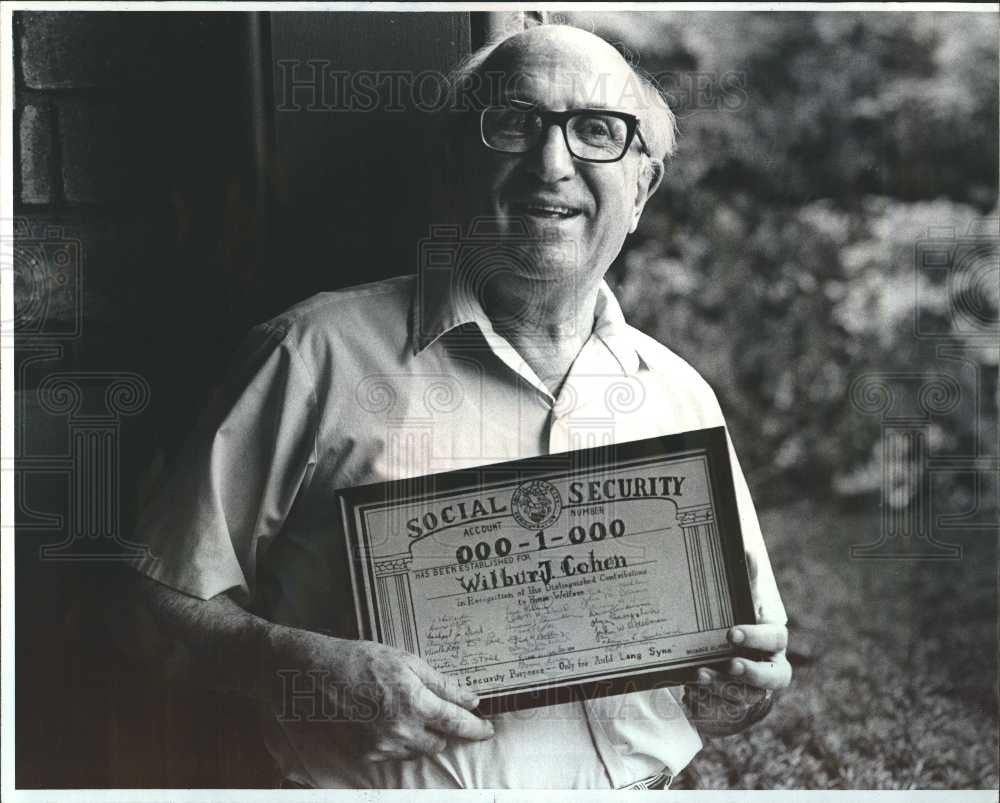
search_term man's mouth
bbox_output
[511,201,582,220]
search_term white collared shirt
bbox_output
[133,274,786,789]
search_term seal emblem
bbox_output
[511,480,563,530]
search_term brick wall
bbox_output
[14,12,263,380]
[17,13,165,203]
[13,10,276,445]
[13,11,275,789]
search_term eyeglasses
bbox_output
[480,101,650,164]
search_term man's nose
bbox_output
[526,124,575,183]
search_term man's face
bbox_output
[458,28,661,296]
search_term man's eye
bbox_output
[579,118,612,137]
[496,111,536,134]
[572,115,624,144]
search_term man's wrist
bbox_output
[682,683,776,737]
[258,620,307,710]
[749,687,775,722]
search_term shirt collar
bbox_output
[411,271,647,376]
[592,282,644,376]
[411,268,490,354]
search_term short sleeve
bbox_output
[130,323,318,606]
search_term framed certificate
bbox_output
[338,426,756,713]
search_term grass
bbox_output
[671,500,999,790]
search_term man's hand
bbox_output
[684,623,791,737]
[268,626,495,762]
[121,574,494,764]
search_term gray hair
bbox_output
[438,26,678,164]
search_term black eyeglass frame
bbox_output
[479,103,651,164]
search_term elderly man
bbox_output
[125,24,791,790]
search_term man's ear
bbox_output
[629,158,665,234]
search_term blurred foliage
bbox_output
[673,503,998,789]
[563,11,998,504]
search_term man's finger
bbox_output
[410,686,494,741]
[721,655,792,690]
[689,668,764,704]
[728,624,788,654]
[363,739,415,763]
[407,659,480,710]
[399,727,448,756]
